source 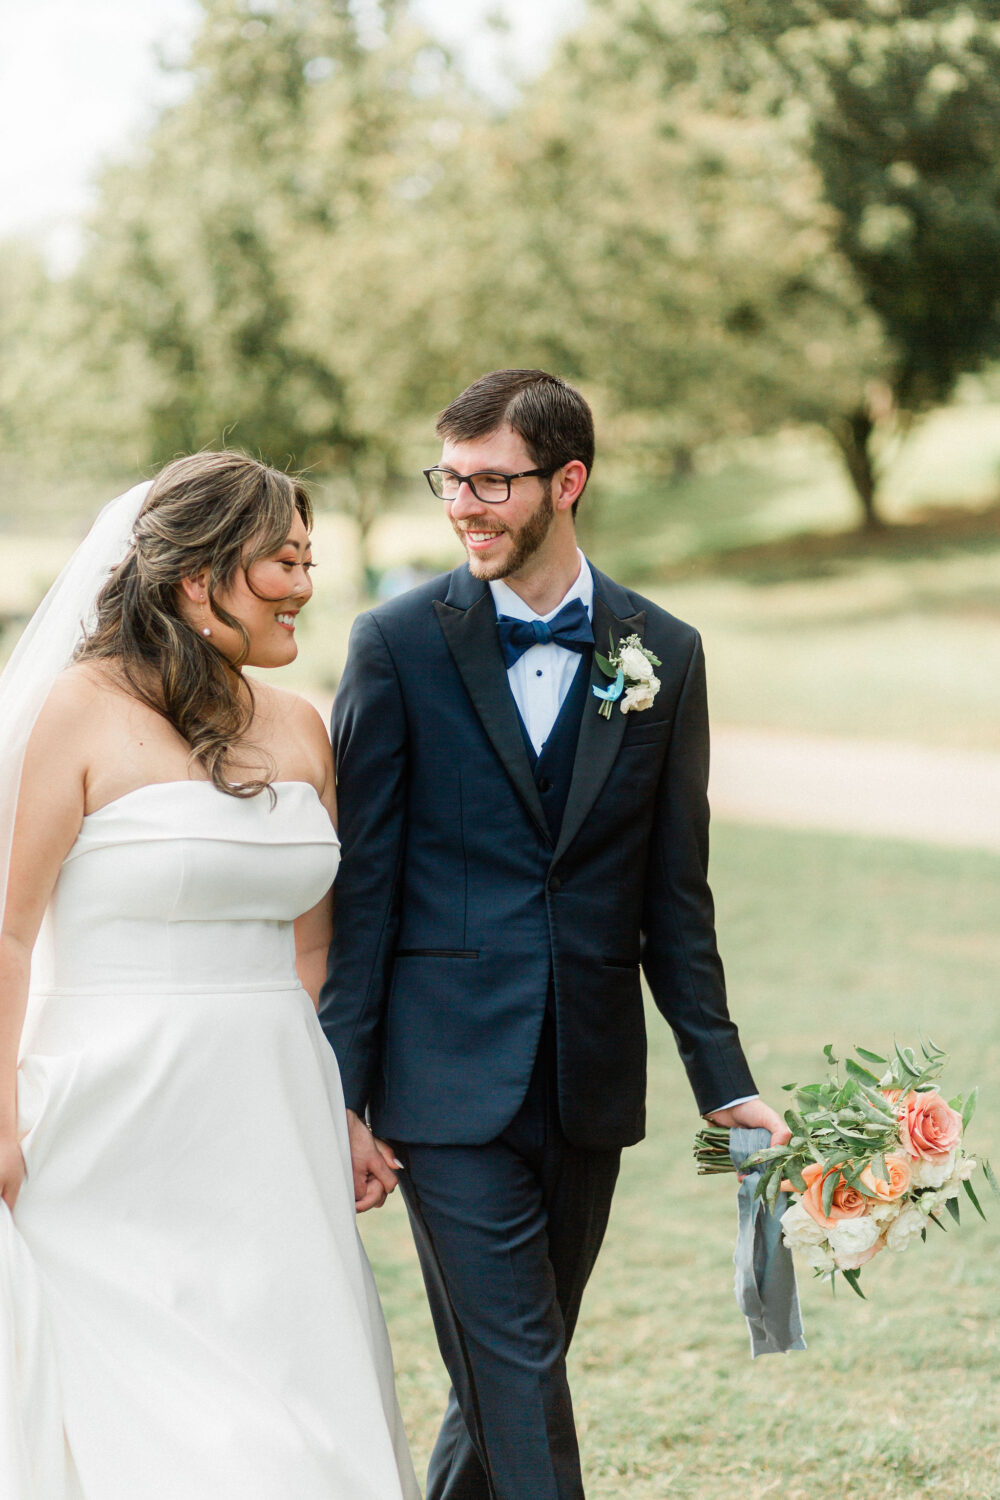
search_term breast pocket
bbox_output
[621,718,672,748]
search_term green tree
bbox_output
[694,0,1000,525]
[432,0,884,529]
[62,0,473,586]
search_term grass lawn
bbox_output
[361,824,1000,1498]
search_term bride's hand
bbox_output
[0,1136,26,1211]
[345,1109,401,1213]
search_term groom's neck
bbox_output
[500,534,583,617]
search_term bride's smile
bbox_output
[178,510,314,670]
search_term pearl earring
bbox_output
[202,626,211,637]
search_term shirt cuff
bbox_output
[705,1093,759,1116]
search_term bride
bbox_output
[0,452,419,1499]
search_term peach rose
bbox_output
[859,1152,912,1202]
[898,1091,962,1161]
[799,1162,869,1228]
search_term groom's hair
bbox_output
[436,370,594,516]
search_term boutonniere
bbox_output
[592,632,662,719]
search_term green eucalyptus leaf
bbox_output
[785,1163,808,1193]
[982,1159,1000,1199]
[962,1088,978,1129]
[894,1041,920,1078]
[963,1178,987,1222]
[842,1268,867,1300]
[594,652,616,679]
[855,1047,888,1065]
[945,1198,961,1226]
[821,1168,838,1219]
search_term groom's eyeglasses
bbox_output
[423,466,555,504]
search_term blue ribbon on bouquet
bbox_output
[730,1127,806,1358]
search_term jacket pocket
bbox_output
[621,719,672,747]
[395,948,479,959]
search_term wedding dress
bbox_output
[2,777,419,1500]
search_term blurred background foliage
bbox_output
[4,0,1000,570]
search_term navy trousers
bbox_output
[393,1023,621,1500]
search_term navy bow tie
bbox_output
[496,598,594,668]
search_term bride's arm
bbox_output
[294,892,333,1010]
[0,675,91,1208]
[291,696,337,1011]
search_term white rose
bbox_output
[619,644,654,681]
[885,1204,925,1253]
[620,677,659,714]
[828,1216,881,1261]
[868,1198,903,1226]
[780,1201,828,1249]
[800,1242,836,1273]
[926,1155,976,1208]
[908,1149,956,1189]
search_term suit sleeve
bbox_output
[318,611,407,1116]
[640,630,757,1115]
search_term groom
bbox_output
[321,369,787,1500]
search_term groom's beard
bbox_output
[454,485,555,581]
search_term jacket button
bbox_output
[548,875,562,892]
[538,777,553,793]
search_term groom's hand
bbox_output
[705,1097,791,1149]
[346,1109,401,1213]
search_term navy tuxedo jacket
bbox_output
[319,560,756,1150]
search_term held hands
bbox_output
[345,1109,402,1213]
[0,1136,25,1212]
[705,1097,792,1150]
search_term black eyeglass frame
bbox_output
[422,465,556,504]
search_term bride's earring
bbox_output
[200,595,211,637]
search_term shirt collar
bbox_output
[489,549,593,624]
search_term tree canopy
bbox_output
[3,0,1000,554]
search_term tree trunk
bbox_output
[354,488,379,599]
[828,408,883,530]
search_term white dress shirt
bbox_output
[489,550,594,757]
[489,553,758,1117]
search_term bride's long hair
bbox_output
[76,451,313,798]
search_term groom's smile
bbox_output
[441,426,557,582]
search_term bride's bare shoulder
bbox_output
[42,661,131,718]
[250,680,333,794]
[20,665,118,782]
[253,680,329,740]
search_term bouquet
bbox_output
[695,1039,998,1296]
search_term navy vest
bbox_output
[514,653,592,842]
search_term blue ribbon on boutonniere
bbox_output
[592,669,624,707]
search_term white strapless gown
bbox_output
[2,781,419,1500]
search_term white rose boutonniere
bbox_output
[592,632,662,719]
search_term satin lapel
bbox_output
[551,588,645,868]
[433,592,551,845]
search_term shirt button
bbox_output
[536,669,543,677]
